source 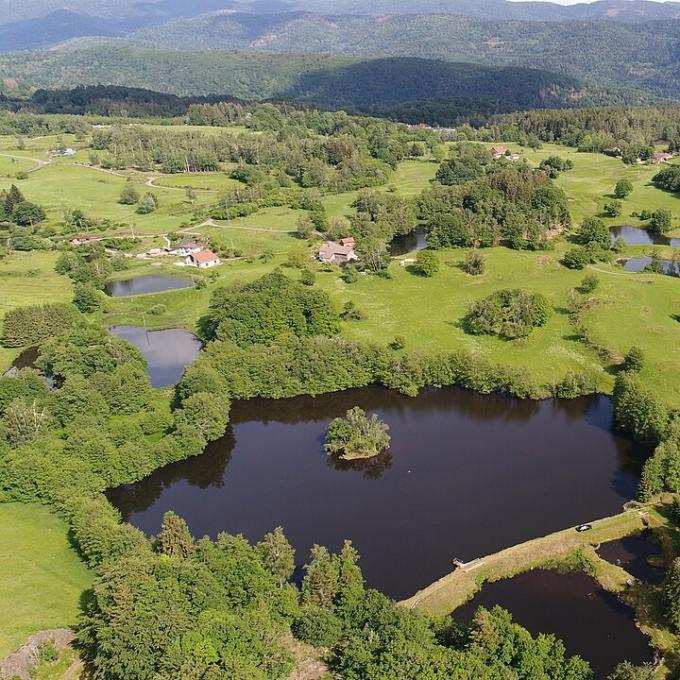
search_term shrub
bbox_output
[562,247,590,270]
[292,606,343,647]
[574,217,610,250]
[118,182,139,205]
[650,208,672,236]
[461,250,486,275]
[614,178,634,199]
[300,269,316,287]
[413,250,440,277]
[149,304,167,316]
[579,274,599,293]
[604,200,622,218]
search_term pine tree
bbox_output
[4,184,24,216]
[157,511,194,559]
[256,526,295,587]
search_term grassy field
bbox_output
[0,251,73,372]
[0,503,92,657]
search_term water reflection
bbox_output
[390,226,428,256]
[106,275,194,297]
[453,569,653,678]
[610,226,680,247]
[108,326,201,388]
[108,387,648,599]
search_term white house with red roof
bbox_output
[172,239,204,257]
[186,249,221,268]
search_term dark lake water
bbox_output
[11,346,39,370]
[108,326,201,388]
[453,569,652,678]
[390,225,428,256]
[106,275,194,297]
[623,256,680,275]
[597,532,664,583]
[108,387,648,599]
[611,226,680,247]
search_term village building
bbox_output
[491,145,509,159]
[651,152,673,164]
[186,249,221,268]
[339,237,355,247]
[69,235,95,246]
[318,241,358,266]
[172,239,204,257]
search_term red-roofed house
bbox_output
[652,152,673,165]
[186,250,221,268]
[339,237,355,247]
[491,145,509,159]
[172,239,204,256]
[318,241,358,266]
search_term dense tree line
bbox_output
[1,302,78,348]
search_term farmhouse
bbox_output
[652,152,673,164]
[69,235,95,246]
[491,145,508,159]
[186,250,221,268]
[172,239,204,256]
[339,237,356,247]
[318,241,358,266]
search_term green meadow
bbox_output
[0,503,92,656]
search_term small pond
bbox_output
[597,532,664,583]
[610,226,680,248]
[622,256,680,275]
[106,275,194,297]
[390,226,428,256]
[108,388,648,599]
[108,326,201,388]
[453,569,653,678]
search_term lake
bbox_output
[108,326,201,388]
[453,569,653,678]
[106,275,194,297]
[108,387,648,599]
[610,226,680,247]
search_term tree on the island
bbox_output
[157,511,194,559]
[256,526,295,587]
[119,181,139,205]
[614,178,634,199]
[325,406,390,460]
[649,208,672,236]
[624,346,645,373]
[413,249,440,277]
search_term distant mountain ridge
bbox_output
[4,0,680,24]
[0,47,654,115]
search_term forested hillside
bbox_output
[0,47,655,116]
